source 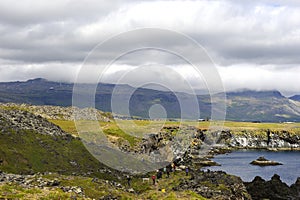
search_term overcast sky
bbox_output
[0,0,300,96]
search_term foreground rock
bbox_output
[174,170,252,200]
[250,156,283,166]
[245,174,300,200]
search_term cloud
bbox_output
[218,64,300,95]
[0,0,299,95]
[0,0,124,25]
[0,62,80,82]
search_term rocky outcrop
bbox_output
[250,156,282,166]
[0,171,62,189]
[0,103,111,121]
[245,174,300,200]
[219,130,300,149]
[123,125,205,163]
[0,108,71,138]
[174,170,252,200]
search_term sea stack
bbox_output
[250,156,283,166]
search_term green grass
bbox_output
[49,120,78,136]
[13,172,206,199]
[51,120,142,147]
[118,171,207,200]
[0,128,117,181]
[0,183,71,199]
[51,119,300,150]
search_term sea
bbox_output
[204,149,300,185]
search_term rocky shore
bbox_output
[220,129,300,150]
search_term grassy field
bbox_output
[50,119,300,143]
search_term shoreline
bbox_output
[214,146,300,153]
[204,147,299,185]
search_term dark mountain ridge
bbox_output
[0,78,299,122]
[290,95,300,102]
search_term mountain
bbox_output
[0,78,300,122]
[225,90,300,122]
[290,95,300,102]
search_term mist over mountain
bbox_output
[0,78,300,122]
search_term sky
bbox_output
[0,0,300,96]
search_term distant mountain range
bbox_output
[0,78,300,122]
[290,95,300,102]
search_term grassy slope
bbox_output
[51,119,300,140]
[0,171,206,200]
[0,128,116,181]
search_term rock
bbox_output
[245,174,299,200]
[0,103,111,122]
[0,108,71,137]
[193,158,221,167]
[75,187,83,194]
[99,194,120,200]
[127,188,135,193]
[290,177,300,197]
[174,171,252,200]
[47,179,60,186]
[250,156,282,166]
[60,186,83,195]
[228,130,300,149]
[178,165,186,170]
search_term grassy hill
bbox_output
[0,106,118,181]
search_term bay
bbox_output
[205,150,300,185]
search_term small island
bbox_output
[250,156,283,166]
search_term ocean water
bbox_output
[204,150,300,185]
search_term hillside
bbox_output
[0,106,117,180]
[225,90,300,122]
[0,79,300,122]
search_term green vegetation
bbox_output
[50,119,300,150]
[1,103,299,199]
[0,128,116,181]
[0,172,207,199]
[0,183,71,199]
[49,120,78,136]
